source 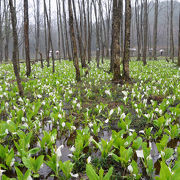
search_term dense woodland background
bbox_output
[0,0,180,61]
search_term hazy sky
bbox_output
[14,0,180,26]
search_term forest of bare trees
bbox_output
[0,0,180,63]
[0,1,180,179]
[0,0,180,92]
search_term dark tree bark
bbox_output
[39,52,43,69]
[4,0,10,62]
[9,0,24,96]
[63,0,71,61]
[112,0,122,81]
[82,0,87,64]
[43,0,49,66]
[178,11,180,67]
[120,0,123,58]
[56,0,61,61]
[0,0,3,63]
[57,0,66,59]
[98,0,106,63]
[44,0,55,73]
[93,0,100,68]
[87,0,92,64]
[153,0,158,60]
[35,0,40,61]
[142,0,148,66]
[24,0,31,77]
[170,0,174,62]
[123,0,131,79]
[166,0,169,58]
[135,0,141,61]
[72,0,87,68]
[105,0,112,58]
[68,0,81,82]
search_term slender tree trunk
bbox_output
[170,0,174,62]
[178,11,180,67]
[120,0,123,58]
[24,0,31,77]
[9,0,24,96]
[140,0,144,58]
[72,0,87,68]
[166,0,169,58]
[153,0,158,60]
[4,0,10,62]
[0,0,3,63]
[44,0,55,73]
[58,0,66,59]
[99,0,107,63]
[56,0,61,61]
[105,0,111,58]
[82,0,87,64]
[135,0,141,61]
[35,0,40,61]
[93,0,100,68]
[43,0,49,66]
[142,0,148,66]
[68,0,81,82]
[87,0,92,64]
[123,0,131,79]
[39,52,43,68]
[63,0,71,61]
[112,0,122,82]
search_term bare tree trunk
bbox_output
[68,0,81,82]
[24,0,31,77]
[44,0,55,73]
[178,11,180,67]
[58,0,66,59]
[39,52,43,68]
[35,0,40,61]
[112,0,122,82]
[9,0,24,96]
[43,0,49,66]
[135,0,141,61]
[72,0,87,68]
[123,0,131,79]
[4,0,10,62]
[105,0,112,58]
[87,0,92,64]
[140,0,144,58]
[93,0,100,68]
[99,0,106,64]
[166,0,169,58]
[120,0,123,58]
[82,0,87,64]
[170,0,174,62]
[142,0,148,66]
[56,0,61,61]
[0,0,3,63]
[63,0,71,61]
[153,0,158,60]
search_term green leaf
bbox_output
[132,137,142,150]
[99,168,104,179]
[28,147,40,155]
[164,148,174,161]
[15,167,23,180]
[34,155,44,172]
[86,164,99,180]
[155,162,172,180]
[23,169,31,180]
[22,157,32,170]
[104,167,113,180]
